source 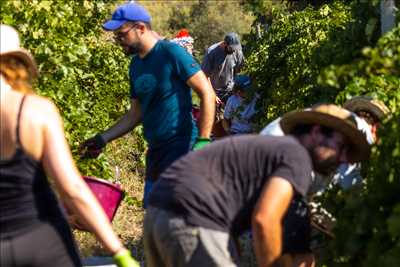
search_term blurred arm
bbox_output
[101,98,142,143]
[42,101,125,255]
[252,177,294,267]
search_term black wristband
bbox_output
[94,134,107,149]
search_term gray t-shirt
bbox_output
[201,42,244,99]
[149,135,313,235]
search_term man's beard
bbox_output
[310,147,339,176]
[123,42,142,55]
[224,46,234,54]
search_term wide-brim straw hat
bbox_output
[0,24,38,78]
[343,96,389,120]
[280,104,370,163]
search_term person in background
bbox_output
[80,2,215,208]
[202,32,244,138]
[170,28,200,126]
[171,29,195,56]
[261,96,388,189]
[223,75,259,135]
[333,96,389,188]
[202,32,244,103]
[0,24,138,267]
[144,104,370,267]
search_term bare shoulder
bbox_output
[27,95,58,110]
[25,95,61,125]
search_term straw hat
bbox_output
[0,24,38,78]
[343,96,389,120]
[280,104,370,163]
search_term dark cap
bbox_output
[234,75,251,90]
[103,2,151,31]
[224,32,241,50]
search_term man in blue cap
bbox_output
[80,2,216,207]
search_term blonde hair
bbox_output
[0,55,34,93]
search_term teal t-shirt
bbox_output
[129,40,200,149]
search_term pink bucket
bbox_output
[192,106,200,126]
[82,176,124,222]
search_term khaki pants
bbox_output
[212,104,228,138]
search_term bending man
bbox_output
[144,104,370,267]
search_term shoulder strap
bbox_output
[15,95,27,148]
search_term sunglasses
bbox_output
[114,23,140,41]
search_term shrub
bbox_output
[317,25,400,267]
[0,0,146,179]
[244,1,399,265]
[244,1,381,125]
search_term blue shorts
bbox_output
[143,138,194,208]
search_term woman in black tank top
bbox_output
[0,25,138,267]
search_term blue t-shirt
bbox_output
[129,40,200,149]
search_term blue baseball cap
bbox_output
[103,2,151,31]
[234,75,251,90]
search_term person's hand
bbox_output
[79,134,106,158]
[113,250,140,267]
[192,137,211,150]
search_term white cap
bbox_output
[0,24,38,77]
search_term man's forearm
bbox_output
[101,111,141,143]
[187,71,216,138]
[252,220,282,267]
[198,91,215,138]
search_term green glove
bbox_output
[113,250,140,267]
[192,137,211,150]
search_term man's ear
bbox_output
[370,123,379,141]
[136,23,146,34]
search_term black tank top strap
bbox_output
[15,95,27,148]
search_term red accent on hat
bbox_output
[176,29,190,38]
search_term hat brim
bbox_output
[103,20,127,31]
[2,49,38,78]
[344,99,388,119]
[280,110,370,163]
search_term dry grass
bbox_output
[74,132,146,262]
